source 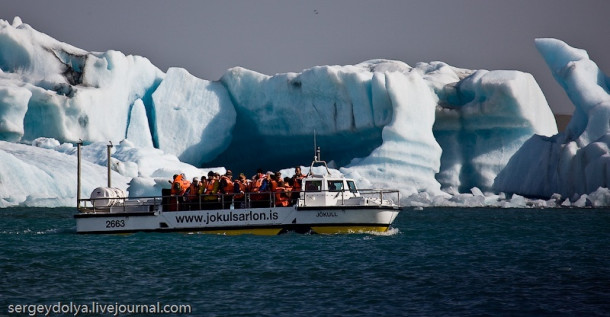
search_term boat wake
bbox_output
[357,227,401,237]
[1,228,64,235]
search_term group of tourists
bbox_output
[168,167,306,210]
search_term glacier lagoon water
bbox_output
[1,207,609,316]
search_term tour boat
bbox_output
[74,144,401,235]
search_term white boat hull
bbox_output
[75,205,400,235]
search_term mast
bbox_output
[308,131,330,175]
[107,141,113,188]
[76,140,82,208]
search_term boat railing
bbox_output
[299,188,400,206]
[77,188,400,213]
[357,189,401,206]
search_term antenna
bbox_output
[313,129,317,161]
[308,130,330,175]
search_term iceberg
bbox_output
[2,17,607,208]
[152,67,236,165]
[0,140,130,208]
[0,137,224,207]
[215,60,555,195]
[494,38,610,199]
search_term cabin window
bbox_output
[347,181,357,193]
[305,180,322,192]
[327,180,344,192]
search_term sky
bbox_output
[3,0,610,114]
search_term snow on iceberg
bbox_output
[494,38,610,199]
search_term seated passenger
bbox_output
[259,172,273,192]
[234,173,251,207]
[273,172,292,207]
[168,174,180,211]
[186,177,201,210]
[251,168,265,192]
[198,176,208,195]
[203,172,220,202]
[275,171,284,187]
[219,170,235,194]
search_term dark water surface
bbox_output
[1,207,609,316]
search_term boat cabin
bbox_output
[299,174,372,207]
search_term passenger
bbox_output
[219,170,235,208]
[169,174,178,186]
[234,173,251,208]
[186,177,201,210]
[178,174,191,210]
[235,173,251,194]
[291,166,305,202]
[171,173,190,196]
[198,176,208,195]
[186,177,201,199]
[203,171,220,204]
[273,172,291,207]
[219,170,235,194]
[251,168,265,192]
[169,173,190,211]
[250,169,267,205]
[291,166,305,191]
[259,172,273,192]
[168,174,181,211]
[275,171,284,187]
[183,175,191,192]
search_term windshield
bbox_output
[305,180,322,191]
[327,180,344,192]
[347,181,357,193]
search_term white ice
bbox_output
[494,38,610,199]
[1,17,609,208]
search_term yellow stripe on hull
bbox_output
[194,228,283,236]
[311,226,389,234]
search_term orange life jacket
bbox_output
[180,179,191,196]
[202,179,219,201]
[252,177,264,193]
[274,182,292,207]
[206,179,217,194]
[187,182,200,200]
[292,174,304,192]
[198,180,208,195]
[233,180,247,199]
[220,176,234,194]
[171,175,185,195]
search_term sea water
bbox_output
[1,207,609,316]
